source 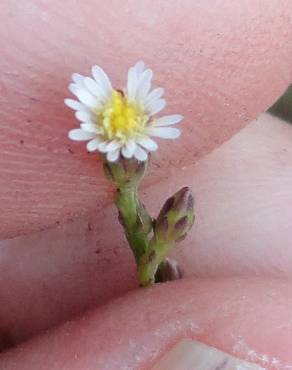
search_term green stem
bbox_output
[115,186,151,263]
[104,158,190,287]
[137,238,175,286]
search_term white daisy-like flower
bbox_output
[66,61,183,162]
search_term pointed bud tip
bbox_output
[159,196,175,217]
[155,187,194,243]
[173,187,194,213]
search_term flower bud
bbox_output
[154,187,194,243]
[155,258,183,283]
[103,156,148,188]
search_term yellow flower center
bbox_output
[96,91,149,142]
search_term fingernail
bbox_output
[152,340,264,370]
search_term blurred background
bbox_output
[269,84,292,123]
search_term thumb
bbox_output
[1,0,292,238]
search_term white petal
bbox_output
[75,89,98,109]
[136,136,158,151]
[144,87,164,105]
[154,114,184,127]
[64,99,87,111]
[86,138,102,152]
[127,67,137,100]
[72,73,85,86]
[134,146,148,161]
[75,111,92,123]
[121,140,137,158]
[138,82,151,103]
[106,140,122,152]
[91,65,112,97]
[121,146,132,159]
[136,69,153,102]
[68,129,96,141]
[127,62,152,102]
[69,83,79,96]
[84,77,108,102]
[146,99,166,116]
[134,60,145,76]
[148,127,181,139]
[107,149,120,162]
[80,123,100,133]
[98,142,109,153]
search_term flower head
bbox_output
[66,61,183,162]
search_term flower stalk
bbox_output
[137,238,176,286]
[115,187,151,262]
[138,187,194,286]
[103,157,152,262]
[105,157,194,287]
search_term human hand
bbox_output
[0,1,292,369]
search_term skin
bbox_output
[1,278,292,370]
[0,0,291,238]
[1,113,292,347]
[0,0,292,368]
